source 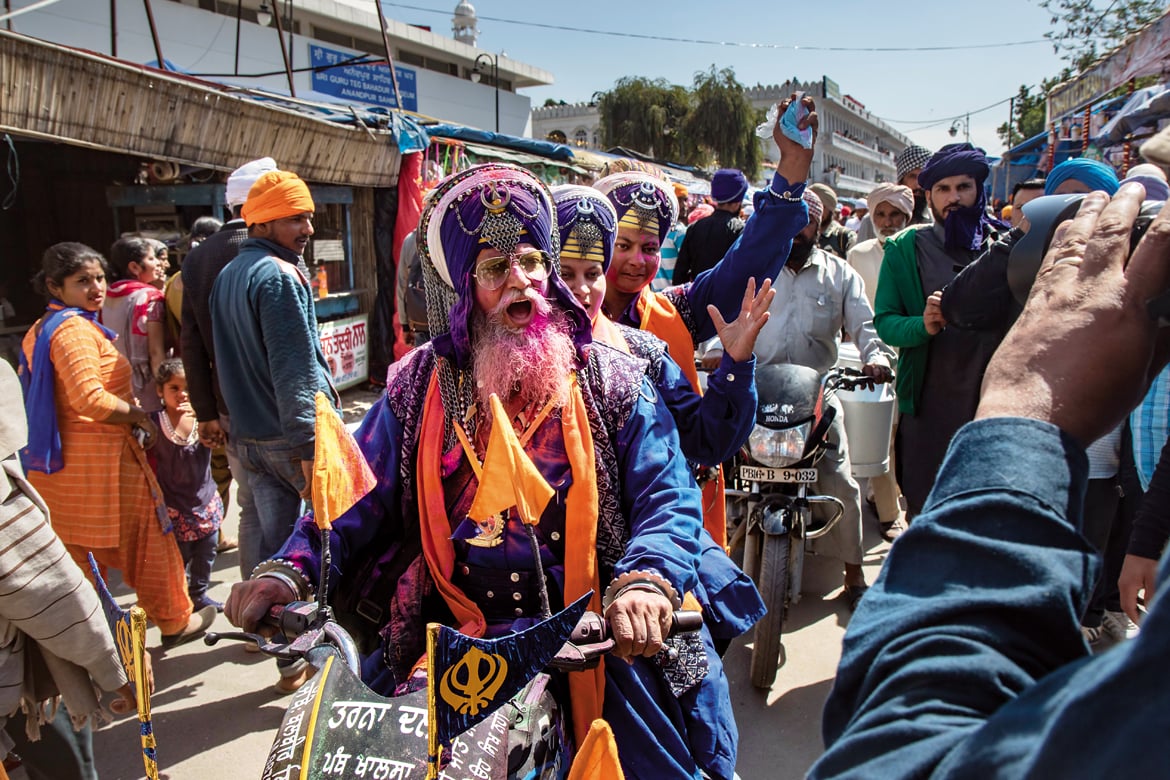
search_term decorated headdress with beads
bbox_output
[593,172,678,245]
[415,164,592,428]
[552,185,618,271]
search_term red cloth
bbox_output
[392,152,424,360]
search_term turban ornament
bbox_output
[554,185,617,270]
[595,172,678,245]
[565,200,606,265]
[452,183,538,259]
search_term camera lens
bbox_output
[1008,194,1167,304]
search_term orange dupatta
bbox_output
[416,371,605,750]
[633,289,728,548]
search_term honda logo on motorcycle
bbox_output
[760,402,796,424]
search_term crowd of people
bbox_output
[5,89,1170,779]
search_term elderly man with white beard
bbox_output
[846,183,914,310]
[845,183,915,540]
[225,163,744,780]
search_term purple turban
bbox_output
[918,143,990,191]
[711,168,749,204]
[918,143,998,251]
[593,172,679,246]
[552,185,618,271]
[418,163,591,369]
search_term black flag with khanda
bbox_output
[427,592,592,752]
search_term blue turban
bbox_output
[418,163,591,369]
[918,143,997,251]
[710,168,749,204]
[1044,158,1120,196]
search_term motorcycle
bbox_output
[205,599,700,779]
[725,363,880,689]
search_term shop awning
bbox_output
[0,29,405,188]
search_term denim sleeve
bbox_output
[274,394,405,591]
[682,173,809,343]
[612,378,704,596]
[812,417,1095,779]
[255,271,319,454]
[657,350,756,467]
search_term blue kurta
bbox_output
[273,343,741,780]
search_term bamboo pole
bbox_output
[142,0,164,69]
[271,0,296,97]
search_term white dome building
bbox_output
[452,1,479,46]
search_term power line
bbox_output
[876,93,1024,126]
[382,2,1048,52]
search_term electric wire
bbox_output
[382,2,1048,53]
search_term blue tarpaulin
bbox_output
[424,124,576,162]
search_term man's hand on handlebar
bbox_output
[861,363,893,386]
[605,589,674,661]
[225,577,296,634]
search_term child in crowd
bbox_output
[149,359,225,611]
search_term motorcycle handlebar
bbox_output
[213,602,703,676]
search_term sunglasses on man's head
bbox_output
[473,250,551,291]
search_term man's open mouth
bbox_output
[506,300,533,321]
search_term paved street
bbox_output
[89,389,893,780]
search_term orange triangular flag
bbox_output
[567,719,625,780]
[312,392,377,530]
[467,393,554,526]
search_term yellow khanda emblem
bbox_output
[439,646,509,716]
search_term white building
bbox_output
[3,0,554,136]
[530,76,913,197]
[530,102,603,150]
[747,79,912,197]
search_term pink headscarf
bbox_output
[687,203,714,225]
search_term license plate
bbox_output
[739,466,817,483]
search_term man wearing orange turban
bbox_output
[210,168,339,695]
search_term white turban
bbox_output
[226,157,278,209]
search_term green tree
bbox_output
[996,84,1048,148]
[1034,0,1167,71]
[596,67,762,173]
[597,77,692,161]
[683,66,762,179]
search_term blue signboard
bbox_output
[310,44,418,112]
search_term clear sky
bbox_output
[383,0,1075,155]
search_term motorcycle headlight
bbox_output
[747,422,810,467]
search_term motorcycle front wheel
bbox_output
[749,530,791,689]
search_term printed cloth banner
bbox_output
[260,653,512,779]
[428,594,592,757]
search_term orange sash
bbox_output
[416,371,604,750]
[633,290,728,547]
